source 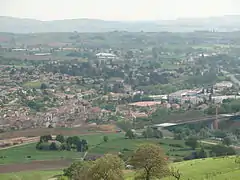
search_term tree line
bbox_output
[36,135,88,152]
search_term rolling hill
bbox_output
[1,15,240,33]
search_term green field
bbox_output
[126,156,240,180]
[0,133,123,164]
[0,133,190,165]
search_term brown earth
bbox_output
[0,160,72,173]
[0,125,117,139]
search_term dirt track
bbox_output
[0,160,72,173]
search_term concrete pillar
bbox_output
[213,119,219,130]
[208,121,214,130]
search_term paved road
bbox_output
[222,70,240,87]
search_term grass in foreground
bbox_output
[126,156,240,180]
[1,157,239,180]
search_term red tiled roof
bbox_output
[91,107,101,113]
[129,101,162,107]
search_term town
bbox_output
[0,30,240,179]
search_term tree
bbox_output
[56,134,65,143]
[142,127,154,138]
[88,154,124,180]
[103,136,109,142]
[76,141,83,152]
[170,167,181,180]
[64,161,87,179]
[49,142,58,150]
[142,127,163,139]
[125,129,135,139]
[153,129,163,139]
[72,136,81,146]
[174,133,185,140]
[72,161,92,180]
[40,135,52,142]
[130,144,169,180]
[233,128,240,139]
[235,156,240,167]
[40,83,48,89]
[199,128,209,139]
[66,136,73,145]
[81,139,88,152]
[185,137,199,150]
[213,130,227,138]
[210,145,236,157]
[222,137,232,146]
[197,147,207,158]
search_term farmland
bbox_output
[0,125,117,139]
[0,132,123,165]
[0,132,191,165]
[0,132,195,174]
[0,157,239,180]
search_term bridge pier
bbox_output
[207,121,214,130]
[207,120,219,130]
[213,119,219,130]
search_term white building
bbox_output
[212,95,240,103]
[214,81,233,89]
[96,53,117,60]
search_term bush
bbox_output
[210,145,236,157]
[103,136,109,142]
[169,144,184,148]
[49,142,58,150]
[40,135,52,143]
[63,162,84,178]
[56,135,65,143]
[185,137,199,150]
[173,158,183,162]
[58,176,69,180]
[36,142,51,150]
[184,152,197,161]
[122,148,131,151]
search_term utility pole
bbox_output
[214,104,219,129]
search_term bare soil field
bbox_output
[0,160,72,173]
[0,125,117,139]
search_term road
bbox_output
[222,70,240,87]
[0,139,38,150]
[200,140,240,149]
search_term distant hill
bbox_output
[1,15,240,33]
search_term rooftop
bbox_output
[96,53,116,57]
[152,123,177,127]
[129,101,162,107]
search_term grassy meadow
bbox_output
[0,132,191,165]
[125,156,240,180]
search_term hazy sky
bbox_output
[1,0,240,21]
